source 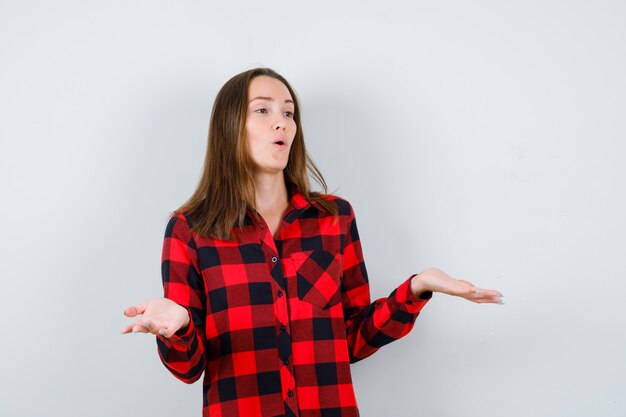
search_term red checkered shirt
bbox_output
[156,188,432,417]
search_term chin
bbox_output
[257,165,288,175]
[268,160,289,172]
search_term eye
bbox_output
[255,108,268,114]
[284,111,294,118]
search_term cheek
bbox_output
[245,122,259,144]
[246,118,267,139]
[244,120,254,138]
[288,120,298,137]
[244,135,252,155]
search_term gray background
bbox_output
[1,1,624,416]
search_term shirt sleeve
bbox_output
[155,214,207,383]
[340,202,432,363]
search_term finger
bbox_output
[120,324,134,334]
[461,286,483,299]
[124,302,148,317]
[484,289,503,298]
[142,319,172,335]
[469,287,488,296]
[121,318,147,334]
[472,288,502,297]
[472,293,505,304]
[142,319,159,335]
[476,297,504,304]
[158,327,173,338]
[126,319,154,334]
[128,323,151,333]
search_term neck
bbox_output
[252,171,289,213]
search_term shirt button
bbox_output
[287,389,294,397]
[277,290,283,297]
[271,256,278,263]
[282,358,289,365]
[280,324,286,331]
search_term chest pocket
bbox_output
[290,250,342,310]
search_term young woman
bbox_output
[121,67,503,417]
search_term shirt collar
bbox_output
[245,184,315,222]
[287,184,312,211]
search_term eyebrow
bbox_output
[249,96,294,105]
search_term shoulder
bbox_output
[313,193,354,217]
[164,211,195,239]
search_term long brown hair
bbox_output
[173,67,337,240]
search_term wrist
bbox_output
[173,305,191,335]
[181,306,191,328]
[410,273,427,296]
[410,273,435,301]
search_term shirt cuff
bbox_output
[399,274,432,314]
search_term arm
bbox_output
[340,203,504,364]
[341,203,432,364]
[150,214,208,383]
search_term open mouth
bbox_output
[273,140,286,147]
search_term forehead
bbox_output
[248,75,293,101]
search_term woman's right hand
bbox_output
[120,297,190,338]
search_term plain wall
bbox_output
[1,1,625,416]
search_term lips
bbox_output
[273,138,288,148]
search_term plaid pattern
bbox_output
[156,188,432,417]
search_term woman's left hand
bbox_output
[410,267,503,304]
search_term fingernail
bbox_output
[497,301,505,305]
[475,291,483,295]
[143,321,150,327]
[159,330,166,336]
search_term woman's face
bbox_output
[245,75,297,175]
